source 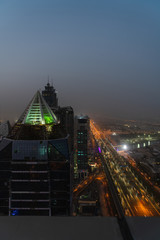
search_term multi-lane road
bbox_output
[90,120,160,217]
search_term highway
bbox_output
[90,120,160,217]
[119,150,160,194]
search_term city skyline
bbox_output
[0,1,160,239]
[0,0,160,122]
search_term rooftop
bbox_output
[18,91,58,125]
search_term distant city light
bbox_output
[123,145,128,150]
[112,132,116,136]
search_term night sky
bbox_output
[0,0,160,122]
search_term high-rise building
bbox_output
[75,115,90,178]
[0,91,72,216]
[55,107,74,151]
[42,84,74,151]
[42,82,58,110]
[55,107,74,201]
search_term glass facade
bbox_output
[75,116,89,172]
[0,137,71,216]
[12,141,48,160]
[0,89,72,216]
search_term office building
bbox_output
[56,106,74,151]
[0,91,71,216]
[42,82,58,110]
[42,84,74,151]
[75,115,90,178]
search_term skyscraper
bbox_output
[75,115,90,179]
[42,83,74,151]
[42,82,58,110]
[0,91,72,216]
[56,107,74,151]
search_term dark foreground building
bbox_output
[55,106,74,151]
[0,91,72,216]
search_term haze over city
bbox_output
[0,0,160,122]
[1,2,160,240]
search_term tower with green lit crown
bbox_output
[0,90,72,216]
[18,91,58,125]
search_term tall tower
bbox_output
[42,83,74,151]
[42,82,58,110]
[0,91,71,216]
[75,115,90,179]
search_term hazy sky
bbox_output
[0,0,160,122]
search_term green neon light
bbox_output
[23,91,57,125]
[44,115,54,124]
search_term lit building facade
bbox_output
[75,115,90,178]
[0,91,72,216]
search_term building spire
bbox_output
[47,75,50,86]
[18,91,58,125]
